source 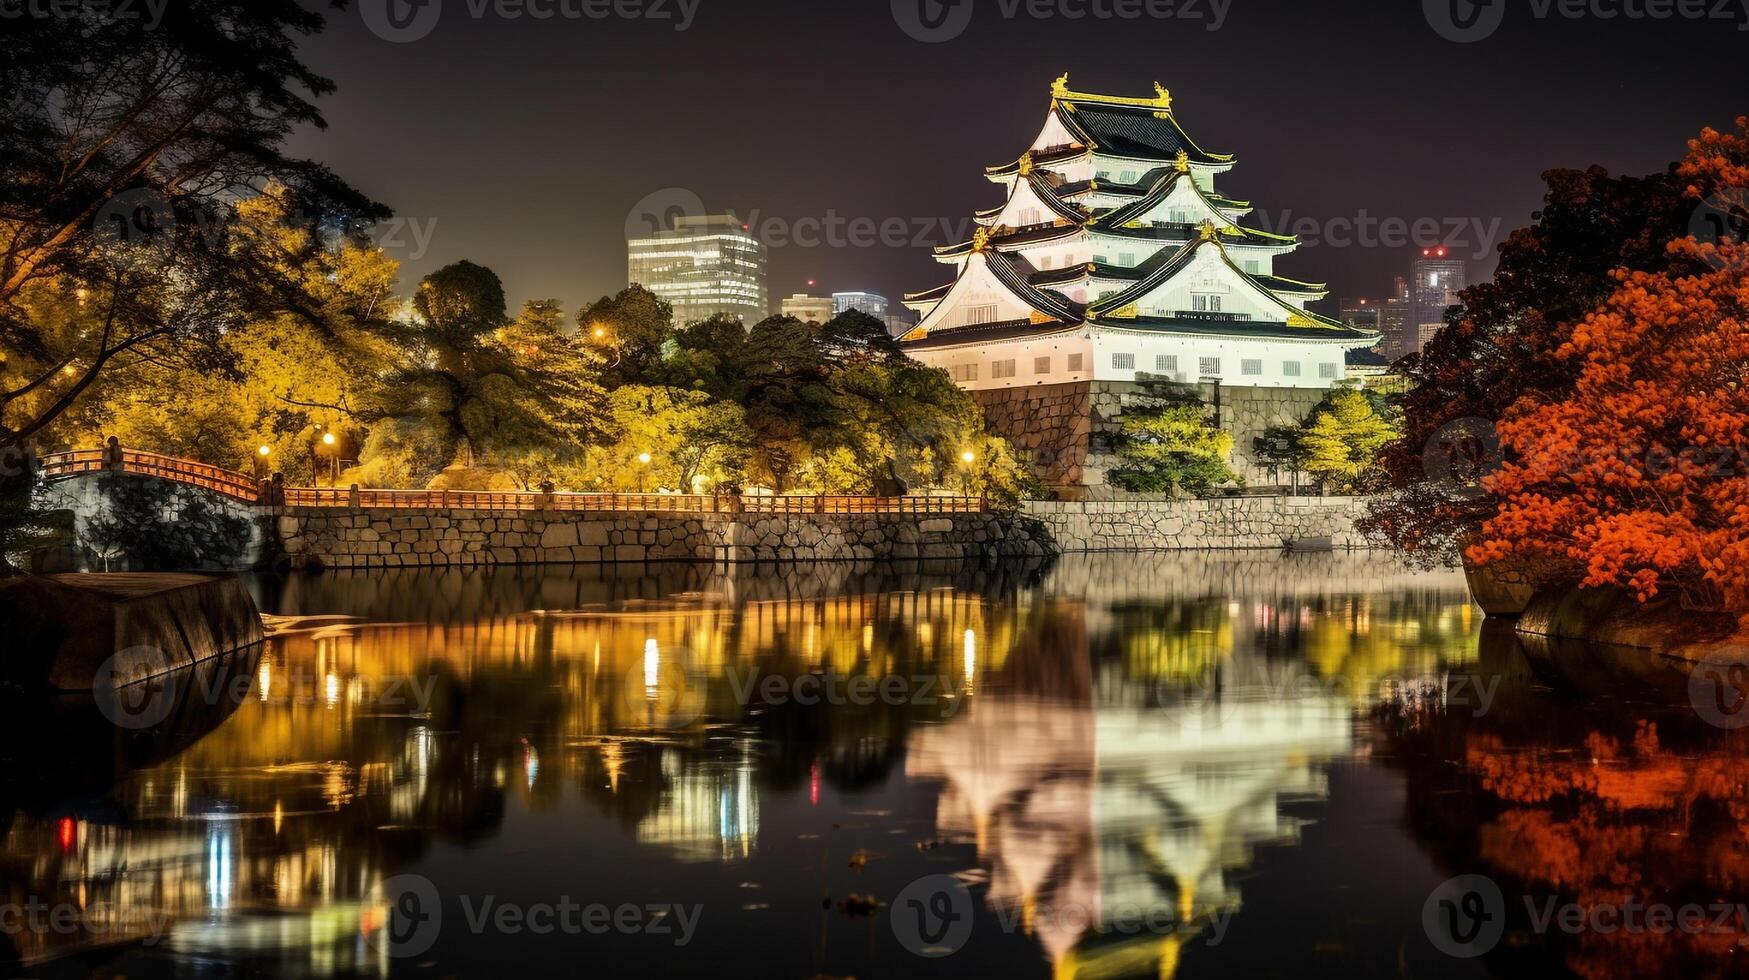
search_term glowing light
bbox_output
[257,659,272,702]
[963,629,977,693]
[637,452,652,465]
[258,445,271,456]
[321,432,336,446]
[643,638,660,699]
[324,672,340,708]
[57,818,75,852]
[960,450,976,464]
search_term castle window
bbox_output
[964,304,997,326]
[1118,252,1136,267]
[952,363,979,382]
[992,359,1017,379]
[1199,356,1222,376]
[1067,353,1085,372]
[1192,294,1222,312]
[1034,356,1051,374]
[1156,354,1178,373]
[1283,361,1302,377]
[1318,362,1339,378]
[1112,353,1136,370]
[1241,359,1263,376]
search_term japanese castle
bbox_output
[899,75,1376,392]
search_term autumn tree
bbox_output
[1468,118,1749,615]
[1361,160,1707,563]
[1299,388,1400,493]
[1106,378,1237,495]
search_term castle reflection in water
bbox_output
[0,554,1477,978]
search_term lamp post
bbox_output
[636,452,652,493]
[255,444,271,480]
[959,450,976,497]
[322,431,338,487]
[590,322,622,368]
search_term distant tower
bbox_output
[627,213,768,326]
[1408,248,1465,356]
[832,291,891,319]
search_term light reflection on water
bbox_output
[5,552,1656,979]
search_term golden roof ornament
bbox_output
[1198,219,1219,242]
[971,226,991,253]
[1017,151,1034,176]
[1174,149,1191,174]
[1153,82,1172,110]
[1051,72,1071,100]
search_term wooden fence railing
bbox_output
[40,449,264,502]
[38,449,986,515]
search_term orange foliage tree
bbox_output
[1470,119,1749,616]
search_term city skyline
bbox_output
[279,1,1747,316]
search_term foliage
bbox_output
[82,476,251,571]
[0,2,385,447]
[586,386,752,492]
[1468,118,1749,615]
[360,266,608,487]
[1361,158,1704,563]
[1299,388,1401,493]
[1106,378,1237,495]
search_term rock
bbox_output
[0,573,263,691]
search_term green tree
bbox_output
[362,264,606,488]
[1300,389,1399,493]
[578,285,676,385]
[1106,380,1237,495]
[595,386,751,492]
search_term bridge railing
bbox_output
[39,449,264,502]
[40,448,986,514]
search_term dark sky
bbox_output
[286,0,1749,318]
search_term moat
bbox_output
[1,553,1741,978]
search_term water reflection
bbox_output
[0,554,1494,978]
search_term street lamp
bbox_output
[959,450,976,496]
[255,444,271,480]
[321,431,338,487]
[636,452,652,493]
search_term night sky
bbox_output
[285,0,1749,317]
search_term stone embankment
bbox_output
[276,508,1056,570]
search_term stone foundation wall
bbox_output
[974,380,1330,496]
[1020,496,1373,551]
[276,508,1055,570]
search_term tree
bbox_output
[1470,118,1749,615]
[1300,389,1400,493]
[1106,379,1237,495]
[361,264,605,488]
[0,1,385,447]
[594,386,751,492]
[578,285,676,385]
[1361,161,1705,563]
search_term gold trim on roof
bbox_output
[1018,151,1034,176]
[1175,149,1191,173]
[971,227,991,253]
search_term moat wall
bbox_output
[276,508,1056,570]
